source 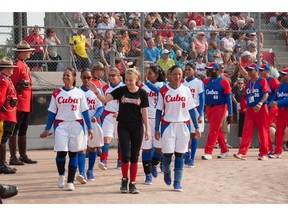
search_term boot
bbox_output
[9,136,24,165]
[18,136,37,164]
[0,144,16,174]
[173,156,184,192]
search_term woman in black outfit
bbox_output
[88,68,149,194]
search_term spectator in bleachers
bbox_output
[276,12,288,46]
[176,50,189,70]
[242,17,256,37]
[187,20,198,39]
[247,43,257,62]
[127,12,140,24]
[156,49,175,74]
[44,28,61,72]
[173,25,193,57]
[207,31,221,50]
[220,31,236,54]
[191,32,208,62]
[116,30,131,54]
[144,20,156,40]
[128,31,147,58]
[247,32,263,48]
[213,12,231,30]
[144,38,160,63]
[92,36,102,63]
[173,20,182,32]
[235,32,248,51]
[166,12,177,28]
[199,16,216,40]
[127,17,140,41]
[107,13,116,27]
[97,13,115,38]
[25,25,45,72]
[157,18,174,40]
[99,37,112,68]
[194,53,207,80]
[232,43,243,62]
[114,17,128,38]
[85,13,98,39]
[155,35,164,51]
[145,12,163,29]
[222,53,235,75]
[186,12,204,27]
[163,39,177,61]
[207,42,217,62]
[239,51,253,67]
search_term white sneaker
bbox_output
[58,175,65,189]
[66,183,75,191]
[76,175,87,184]
[217,152,229,159]
[98,162,107,170]
[258,155,268,161]
[201,154,212,160]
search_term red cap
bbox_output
[280,67,288,75]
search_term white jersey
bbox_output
[102,82,125,112]
[195,62,207,75]
[156,84,196,122]
[140,82,164,119]
[182,77,204,107]
[80,86,103,118]
[48,87,89,121]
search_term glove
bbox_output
[226,115,233,124]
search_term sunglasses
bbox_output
[237,82,244,84]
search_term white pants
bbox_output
[141,118,161,149]
[87,121,104,148]
[102,113,118,139]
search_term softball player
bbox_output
[182,63,205,167]
[202,62,233,160]
[76,68,104,184]
[155,65,201,192]
[259,64,280,157]
[140,65,165,185]
[234,63,271,160]
[269,67,288,158]
[98,68,124,170]
[40,68,93,191]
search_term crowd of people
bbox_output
[0,12,288,198]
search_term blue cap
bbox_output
[205,62,219,69]
[245,63,259,71]
[235,44,241,48]
[259,64,270,71]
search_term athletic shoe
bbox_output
[187,159,195,168]
[151,165,158,178]
[120,178,128,193]
[217,152,229,159]
[268,152,276,159]
[173,182,183,192]
[86,170,95,181]
[258,155,268,161]
[214,144,219,149]
[0,162,17,174]
[226,143,233,148]
[144,174,152,185]
[183,151,190,165]
[66,183,75,191]
[201,154,212,160]
[275,154,282,159]
[116,160,121,169]
[283,142,288,151]
[164,172,172,185]
[98,160,107,170]
[233,153,247,160]
[129,182,139,194]
[76,174,87,184]
[0,184,18,199]
[58,175,65,188]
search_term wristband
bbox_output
[258,102,263,106]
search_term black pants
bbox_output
[0,121,15,144]
[117,122,143,163]
[75,54,90,72]
[11,111,30,137]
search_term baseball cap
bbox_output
[182,50,188,55]
[241,51,251,57]
[235,44,241,48]
[103,13,110,18]
[197,53,203,58]
[162,49,170,55]
[245,63,259,71]
[259,64,270,71]
[280,67,288,75]
[92,62,104,70]
[205,62,219,69]
[250,32,256,36]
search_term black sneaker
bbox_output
[120,178,128,193]
[0,162,17,174]
[129,182,139,194]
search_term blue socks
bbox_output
[88,151,97,171]
[77,153,86,176]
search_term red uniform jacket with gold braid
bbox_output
[0,73,17,122]
[10,58,32,112]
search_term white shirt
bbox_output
[156,84,196,122]
[182,77,204,107]
[102,82,125,112]
[81,87,103,117]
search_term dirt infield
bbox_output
[1,148,288,204]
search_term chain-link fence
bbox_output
[1,12,287,124]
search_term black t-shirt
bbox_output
[110,86,149,123]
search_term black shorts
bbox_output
[29,52,44,67]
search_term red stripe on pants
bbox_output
[275,109,288,154]
[238,105,269,156]
[204,104,228,154]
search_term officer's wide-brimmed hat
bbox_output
[12,40,35,52]
[0,57,18,68]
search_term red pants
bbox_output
[204,104,228,154]
[275,108,288,154]
[268,106,278,152]
[238,105,269,156]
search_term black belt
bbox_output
[206,104,222,107]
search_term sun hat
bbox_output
[0,57,18,68]
[12,40,35,52]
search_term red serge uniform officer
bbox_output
[234,63,271,160]
[8,41,37,165]
[259,64,280,156]
[202,62,233,160]
[0,57,18,174]
[269,67,288,158]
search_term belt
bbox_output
[54,119,84,125]
[206,104,222,107]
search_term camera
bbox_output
[9,97,18,107]
[16,79,31,94]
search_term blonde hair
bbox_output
[125,68,141,86]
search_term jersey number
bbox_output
[71,105,77,111]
